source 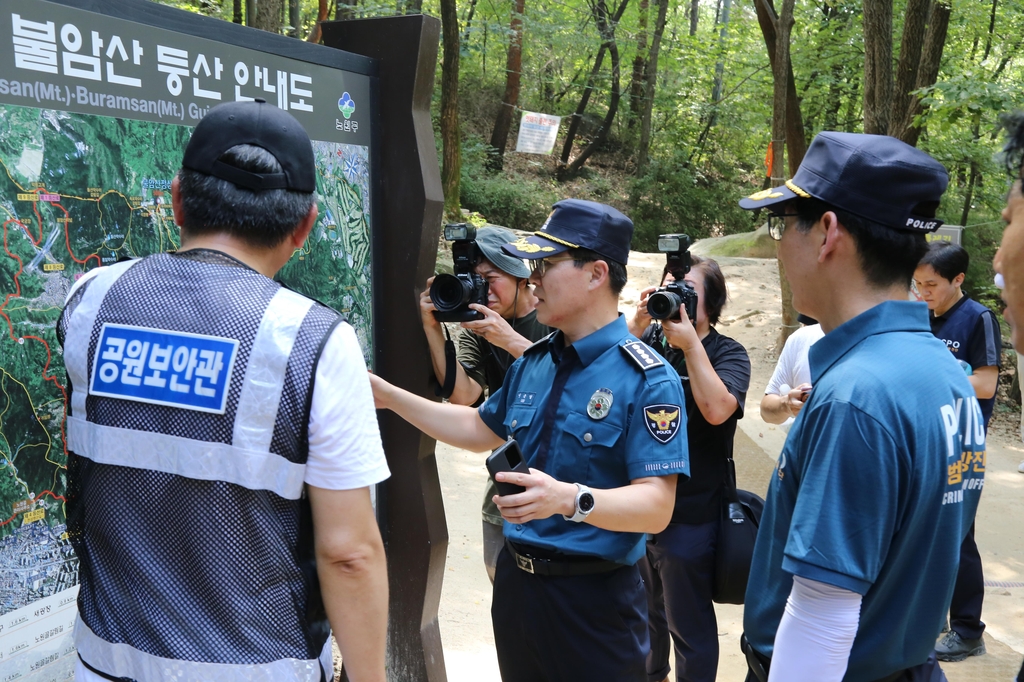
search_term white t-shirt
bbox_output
[764,323,825,432]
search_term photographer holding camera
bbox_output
[420,225,550,582]
[629,242,751,682]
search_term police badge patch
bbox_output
[587,388,613,419]
[644,404,681,443]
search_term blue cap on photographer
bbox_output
[502,199,634,264]
[476,226,531,278]
[738,132,948,233]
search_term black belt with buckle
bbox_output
[505,540,622,576]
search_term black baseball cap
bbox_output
[182,98,316,193]
[502,199,634,264]
[739,132,948,233]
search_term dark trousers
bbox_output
[491,546,649,682]
[950,521,985,640]
[742,650,947,682]
[640,520,719,682]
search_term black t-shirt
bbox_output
[642,325,751,524]
[457,309,551,399]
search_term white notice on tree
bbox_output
[515,112,562,154]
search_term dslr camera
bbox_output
[647,234,698,322]
[429,223,489,323]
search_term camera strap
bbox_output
[435,325,458,400]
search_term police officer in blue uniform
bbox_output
[371,199,689,682]
[914,242,1001,662]
[737,133,985,682]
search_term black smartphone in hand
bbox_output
[486,439,530,496]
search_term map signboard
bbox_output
[0,0,377,678]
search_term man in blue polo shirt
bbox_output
[371,199,688,682]
[737,133,984,682]
[914,242,1001,662]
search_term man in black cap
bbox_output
[419,225,550,583]
[737,132,983,682]
[59,100,389,682]
[371,199,689,681]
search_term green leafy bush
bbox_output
[628,155,755,251]
[459,137,559,231]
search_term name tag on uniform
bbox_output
[515,392,536,405]
[89,323,239,414]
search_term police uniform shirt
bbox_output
[642,326,751,524]
[456,310,551,526]
[478,316,690,565]
[743,301,985,682]
[928,294,1001,426]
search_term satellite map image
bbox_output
[0,102,374,621]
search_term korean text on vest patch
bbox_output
[89,323,239,414]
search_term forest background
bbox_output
[154,0,1024,324]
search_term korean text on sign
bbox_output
[89,323,239,414]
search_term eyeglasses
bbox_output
[767,212,800,241]
[529,256,576,278]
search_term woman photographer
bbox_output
[629,256,750,682]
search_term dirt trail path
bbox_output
[434,249,1024,681]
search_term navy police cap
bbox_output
[182,98,316,193]
[502,199,634,264]
[739,132,949,233]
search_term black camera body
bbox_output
[430,223,489,323]
[647,233,698,323]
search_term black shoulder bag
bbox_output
[712,457,765,605]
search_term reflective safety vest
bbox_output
[58,250,342,682]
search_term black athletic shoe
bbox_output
[935,631,986,662]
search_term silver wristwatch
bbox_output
[563,483,596,523]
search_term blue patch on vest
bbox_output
[90,323,239,414]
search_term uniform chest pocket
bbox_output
[556,411,624,484]
[503,406,536,440]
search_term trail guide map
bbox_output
[0,0,376,678]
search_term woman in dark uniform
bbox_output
[629,256,751,682]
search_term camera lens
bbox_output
[430,274,472,312]
[648,291,681,320]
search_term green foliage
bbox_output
[459,137,559,230]
[628,154,753,251]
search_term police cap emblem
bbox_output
[587,388,613,420]
[644,404,681,443]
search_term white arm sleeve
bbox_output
[305,322,390,490]
[767,576,862,682]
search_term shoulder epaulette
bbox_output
[523,331,556,355]
[620,340,664,370]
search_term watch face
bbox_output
[578,492,595,513]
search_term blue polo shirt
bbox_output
[744,301,985,681]
[479,315,690,565]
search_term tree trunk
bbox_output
[770,0,794,187]
[891,0,930,131]
[559,0,631,179]
[862,0,893,134]
[689,0,699,35]
[636,0,670,174]
[289,0,300,36]
[688,0,732,166]
[335,0,358,21]
[894,1,951,147]
[440,0,462,219]
[753,0,807,176]
[487,0,526,172]
[253,0,284,32]
[559,45,608,166]
[234,0,243,24]
[405,0,423,13]
[306,0,331,42]
[461,0,479,43]
[627,0,650,126]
